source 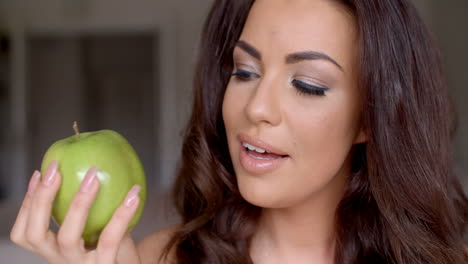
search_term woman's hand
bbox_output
[9,160,142,264]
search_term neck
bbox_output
[250,168,348,263]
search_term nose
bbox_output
[244,76,282,127]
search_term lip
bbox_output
[237,133,290,175]
[237,133,289,156]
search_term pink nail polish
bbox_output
[43,160,59,186]
[27,170,41,196]
[124,185,141,207]
[80,167,98,193]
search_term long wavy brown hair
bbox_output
[163,0,468,263]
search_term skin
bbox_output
[222,0,364,263]
[10,162,143,264]
[10,0,364,263]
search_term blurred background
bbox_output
[0,0,466,262]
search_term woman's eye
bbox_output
[292,79,329,96]
[231,69,258,81]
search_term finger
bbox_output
[115,234,141,263]
[25,160,61,260]
[10,170,41,250]
[96,185,141,263]
[57,167,100,259]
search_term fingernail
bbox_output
[124,185,141,207]
[80,167,98,193]
[27,170,41,196]
[43,160,59,186]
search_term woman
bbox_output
[10,0,468,263]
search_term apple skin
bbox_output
[40,129,147,246]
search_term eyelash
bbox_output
[231,69,329,96]
[291,79,328,96]
[231,69,258,81]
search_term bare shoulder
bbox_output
[137,225,180,264]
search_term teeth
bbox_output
[242,142,266,153]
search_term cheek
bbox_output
[292,107,355,169]
[292,88,362,163]
[222,83,241,133]
[222,83,247,155]
[279,99,360,200]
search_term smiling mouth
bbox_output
[242,142,289,160]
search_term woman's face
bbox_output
[222,0,365,208]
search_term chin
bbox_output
[235,168,348,211]
[236,172,300,209]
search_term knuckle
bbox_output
[113,207,131,223]
[21,197,31,210]
[33,183,47,196]
[25,231,44,246]
[30,186,52,206]
[98,236,116,250]
[56,232,75,250]
[70,196,88,211]
[10,229,24,246]
[114,209,127,222]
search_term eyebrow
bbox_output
[235,40,344,72]
[236,40,261,60]
[286,51,344,72]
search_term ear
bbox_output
[353,127,367,144]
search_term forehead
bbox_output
[239,0,357,67]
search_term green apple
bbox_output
[40,122,147,246]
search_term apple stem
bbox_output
[73,121,81,140]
